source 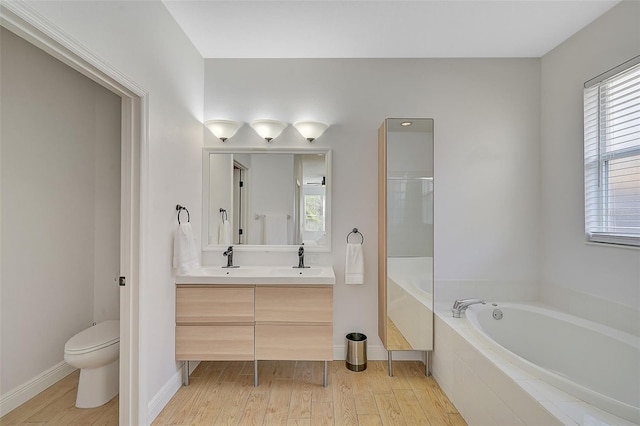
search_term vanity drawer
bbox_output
[255,324,333,360]
[176,286,254,324]
[176,325,254,361]
[255,286,333,323]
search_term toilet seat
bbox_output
[65,320,119,354]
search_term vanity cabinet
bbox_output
[255,286,333,360]
[175,286,254,361]
[175,284,333,385]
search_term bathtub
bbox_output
[387,257,433,350]
[465,303,640,424]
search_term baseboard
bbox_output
[147,361,197,424]
[0,361,77,416]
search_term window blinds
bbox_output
[584,59,640,247]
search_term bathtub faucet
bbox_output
[451,298,486,318]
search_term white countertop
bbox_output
[176,265,336,285]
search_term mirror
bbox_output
[203,148,331,250]
[378,118,434,357]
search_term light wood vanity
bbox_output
[176,284,333,386]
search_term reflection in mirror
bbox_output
[379,118,434,359]
[203,149,331,250]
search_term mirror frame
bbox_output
[202,147,332,252]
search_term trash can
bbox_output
[345,332,367,372]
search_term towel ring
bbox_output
[347,228,364,244]
[219,208,228,222]
[176,204,190,224]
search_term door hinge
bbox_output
[119,276,126,286]
[239,181,244,188]
[239,228,243,235]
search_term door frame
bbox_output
[0,4,145,424]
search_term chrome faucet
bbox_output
[294,245,310,269]
[222,246,238,268]
[451,298,486,318]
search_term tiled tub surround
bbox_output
[387,257,434,349]
[432,304,638,426]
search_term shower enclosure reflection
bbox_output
[378,118,434,374]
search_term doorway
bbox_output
[1,5,143,424]
[232,161,249,244]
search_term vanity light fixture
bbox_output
[293,121,329,142]
[205,120,243,142]
[400,121,413,127]
[250,119,287,142]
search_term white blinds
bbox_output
[584,60,640,247]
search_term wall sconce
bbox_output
[250,119,287,142]
[205,120,243,142]
[293,121,329,142]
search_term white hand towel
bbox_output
[264,213,288,245]
[345,243,364,284]
[218,220,232,245]
[173,222,199,274]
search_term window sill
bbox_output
[586,233,640,250]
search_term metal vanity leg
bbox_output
[183,361,190,386]
[323,361,328,387]
[254,360,259,387]
[425,351,431,376]
[388,350,394,377]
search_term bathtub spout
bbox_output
[451,298,486,318]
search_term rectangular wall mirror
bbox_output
[202,148,332,251]
[378,118,434,371]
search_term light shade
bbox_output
[205,120,242,142]
[250,119,287,142]
[293,121,329,142]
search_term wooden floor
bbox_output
[0,370,118,425]
[154,360,466,426]
[1,361,465,426]
[386,317,413,351]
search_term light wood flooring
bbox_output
[1,361,465,426]
[154,360,466,425]
[385,317,413,351]
[0,370,118,425]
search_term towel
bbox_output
[218,220,232,245]
[264,213,288,245]
[345,243,364,284]
[173,222,199,274]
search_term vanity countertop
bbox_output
[176,265,336,285]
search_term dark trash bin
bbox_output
[345,332,367,372]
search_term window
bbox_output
[304,193,325,232]
[584,58,640,247]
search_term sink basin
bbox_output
[176,265,335,285]
[268,267,325,277]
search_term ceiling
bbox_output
[163,0,620,59]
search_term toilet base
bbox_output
[75,359,119,408]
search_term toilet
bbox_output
[64,320,120,408]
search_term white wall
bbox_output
[249,155,294,244]
[540,0,640,335]
[203,58,541,353]
[208,153,232,245]
[1,27,120,393]
[20,2,205,423]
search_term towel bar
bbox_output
[176,205,190,224]
[347,228,364,244]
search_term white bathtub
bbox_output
[387,257,433,350]
[465,303,640,424]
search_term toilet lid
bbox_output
[65,320,120,354]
